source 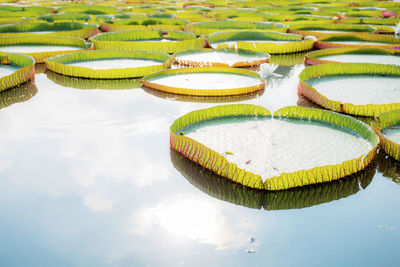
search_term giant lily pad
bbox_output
[101,18,190,32]
[191,21,288,36]
[288,24,377,37]
[170,105,378,190]
[207,30,315,54]
[305,48,400,66]
[90,30,205,54]
[315,33,400,49]
[0,52,34,92]
[375,109,400,162]
[173,48,270,67]
[0,22,99,39]
[299,63,400,116]
[0,36,92,63]
[45,50,171,79]
[141,67,265,96]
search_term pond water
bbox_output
[0,62,399,267]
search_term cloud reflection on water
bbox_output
[130,194,259,250]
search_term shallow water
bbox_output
[66,59,163,70]
[317,54,400,65]
[148,72,262,89]
[0,45,83,53]
[0,65,18,78]
[0,62,399,267]
[185,118,372,180]
[175,51,268,66]
[308,75,400,105]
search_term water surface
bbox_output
[0,64,399,267]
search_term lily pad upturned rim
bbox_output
[314,33,400,49]
[0,22,99,39]
[171,148,376,210]
[141,67,265,96]
[288,23,378,36]
[0,52,35,92]
[305,47,400,65]
[375,109,400,162]
[207,30,315,54]
[299,63,400,116]
[170,104,378,190]
[89,30,206,53]
[45,50,172,79]
[0,36,92,63]
[45,70,142,90]
[172,48,270,67]
[191,21,288,36]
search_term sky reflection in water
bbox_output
[0,63,399,267]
